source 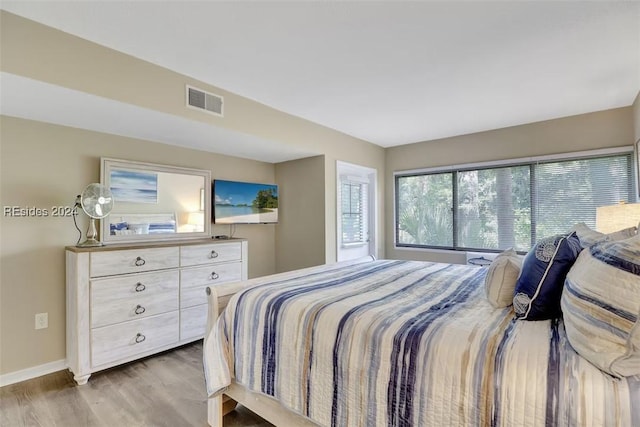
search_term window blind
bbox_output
[395,151,634,252]
[341,180,369,245]
[456,165,531,251]
[534,155,633,237]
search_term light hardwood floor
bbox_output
[0,342,273,427]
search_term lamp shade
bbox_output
[187,211,205,232]
[595,202,640,233]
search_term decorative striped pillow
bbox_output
[561,236,640,377]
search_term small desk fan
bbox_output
[77,183,114,247]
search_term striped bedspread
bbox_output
[204,259,640,427]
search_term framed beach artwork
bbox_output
[213,179,278,224]
[110,169,158,203]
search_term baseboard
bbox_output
[0,359,67,387]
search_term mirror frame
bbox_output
[101,157,211,244]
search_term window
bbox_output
[395,150,634,252]
[457,165,531,251]
[341,180,368,245]
[396,173,453,247]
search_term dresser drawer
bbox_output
[181,285,208,309]
[180,262,242,288]
[91,311,179,367]
[91,271,179,328]
[181,284,236,310]
[180,305,207,341]
[90,247,179,277]
[179,294,234,341]
[180,242,242,267]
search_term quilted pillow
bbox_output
[561,236,640,377]
[571,222,637,249]
[607,226,638,241]
[484,249,522,308]
[513,232,582,320]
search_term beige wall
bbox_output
[0,10,386,268]
[275,156,326,272]
[0,11,369,156]
[385,107,636,264]
[634,92,640,204]
[4,6,634,381]
[0,116,278,374]
[634,92,640,144]
[0,117,386,378]
[0,12,386,377]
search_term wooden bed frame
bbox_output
[205,286,319,426]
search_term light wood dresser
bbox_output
[65,238,248,385]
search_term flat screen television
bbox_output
[213,179,278,224]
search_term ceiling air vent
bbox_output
[186,85,223,117]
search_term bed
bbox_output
[203,257,640,427]
[108,212,177,235]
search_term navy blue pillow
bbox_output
[513,232,582,320]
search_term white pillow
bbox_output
[570,222,637,249]
[561,235,640,377]
[484,249,522,308]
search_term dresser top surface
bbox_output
[66,237,246,253]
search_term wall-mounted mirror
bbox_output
[101,158,211,243]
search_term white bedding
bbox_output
[204,259,639,426]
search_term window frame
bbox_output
[394,146,635,253]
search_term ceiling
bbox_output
[1,1,639,161]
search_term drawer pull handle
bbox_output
[210,272,219,280]
[135,257,146,266]
[135,333,146,344]
[135,283,146,292]
[210,250,219,259]
[134,305,146,315]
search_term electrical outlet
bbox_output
[35,312,48,330]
